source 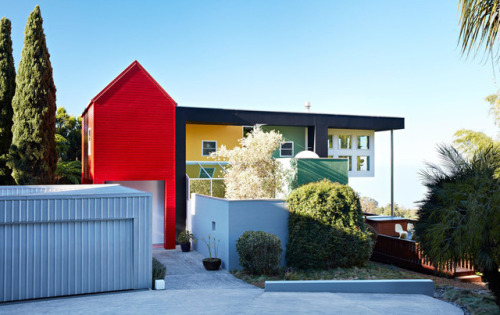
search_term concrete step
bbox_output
[455,275,482,283]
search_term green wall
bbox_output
[292,158,348,189]
[262,125,306,158]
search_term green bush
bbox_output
[286,180,373,269]
[236,231,282,275]
[189,180,226,198]
[152,257,166,287]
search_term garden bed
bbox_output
[231,261,499,315]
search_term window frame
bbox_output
[201,140,217,157]
[242,126,254,138]
[280,141,294,157]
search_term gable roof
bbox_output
[82,60,176,116]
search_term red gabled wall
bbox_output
[82,61,176,249]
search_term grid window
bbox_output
[328,135,333,149]
[338,135,351,149]
[202,141,217,156]
[357,136,369,149]
[338,155,352,171]
[280,142,294,157]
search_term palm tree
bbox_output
[458,0,500,56]
[416,144,500,306]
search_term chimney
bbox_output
[304,101,311,112]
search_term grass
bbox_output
[231,261,500,315]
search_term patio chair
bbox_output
[407,223,415,233]
[395,224,408,239]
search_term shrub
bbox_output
[189,180,226,198]
[286,180,373,269]
[236,231,282,275]
[176,230,195,244]
[152,257,166,287]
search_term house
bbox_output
[81,61,404,249]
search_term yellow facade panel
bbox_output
[186,124,242,161]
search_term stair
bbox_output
[455,275,482,283]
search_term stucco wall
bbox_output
[189,194,289,270]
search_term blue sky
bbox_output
[3,1,498,208]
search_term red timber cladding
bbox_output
[86,61,176,249]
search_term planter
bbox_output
[154,279,165,290]
[180,243,191,252]
[203,258,221,271]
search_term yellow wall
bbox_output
[186,124,243,161]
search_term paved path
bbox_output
[0,247,463,314]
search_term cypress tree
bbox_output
[9,6,57,184]
[0,18,15,184]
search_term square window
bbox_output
[202,141,217,156]
[357,156,370,171]
[280,142,294,157]
[338,155,352,171]
[242,126,254,138]
[357,136,369,149]
[328,135,333,149]
[199,167,215,178]
[338,135,351,149]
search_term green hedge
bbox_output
[286,180,373,269]
[189,180,226,198]
[236,231,282,275]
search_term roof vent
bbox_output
[304,101,311,112]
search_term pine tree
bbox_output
[9,6,57,184]
[0,17,15,185]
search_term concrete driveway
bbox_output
[0,247,463,314]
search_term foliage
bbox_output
[458,0,500,57]
[442,286,500,315]
[55,160,81,184]
[56,107,81,161]
[9,6,57,185]
[189,179,225,198]
[286,180,373,269]
[236,231,282,275]
[374,203,419,220]
[231,261,425,289]
[416,144,500,306]
[212,126,287,199]
[360,197,378,214]
[176,230,195,244]
[152,257,166,287]
[0,18,15,185]
[202,235,220,259]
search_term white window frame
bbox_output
[280,141,294,157]
[327,129,374,177]
[202,140,217,157]
[88,128,91,155]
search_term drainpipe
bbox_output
[391,129,394,217]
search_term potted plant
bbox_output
[202,235,221,270]
[177,230,195,252]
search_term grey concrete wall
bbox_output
[190,194,289,270]
[0,185,152,302]
[228,199,289,270]
[191,194,230,269]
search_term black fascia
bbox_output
[176,106,404,131]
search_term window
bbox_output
[202,141,217,156]
[338,155,352,171]
[280,142,294,157]
[88,128,91,155]
[199,167,215,178]
[338,135,351,149]
[357,136,369,149]
[328,135,333,149]
[357,156,370,171]
[242,126,254,138]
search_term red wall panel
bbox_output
[82,61,176,249]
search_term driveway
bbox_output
[0,247,463,314]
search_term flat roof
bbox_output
[177,106,404,131]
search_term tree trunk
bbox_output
[483,267,500,307]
